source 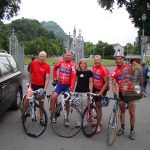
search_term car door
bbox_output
[7,56,22,101]
[0,56,13,114]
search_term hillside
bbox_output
[41,21,68,40]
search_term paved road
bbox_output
[0,68,150,150]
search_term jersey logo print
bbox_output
[59,68,71,74]
[117,74,129,80]
[93,74,101,79]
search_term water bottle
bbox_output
[134,85,141,94]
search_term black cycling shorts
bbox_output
[119,92,127,102]
[31,84,44,91]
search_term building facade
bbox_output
[66,27,84,65]
[113,43,124,54]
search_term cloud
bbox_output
[4,0,138,46]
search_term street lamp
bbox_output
[141,13,146,62]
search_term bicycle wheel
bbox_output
[107,110,118,145]
[82,105,99,137]
[51,104,82,138]
[20,94,26,113]
[22,103,48,138]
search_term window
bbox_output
[0,56,12,77]
[7,56,18,72]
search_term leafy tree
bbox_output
[84,42,95,56]
[21,37,63,56]
[124,42,140,56]
[104,44,114,58]
[0,32,9,51]
[95,41,114,58]
[0,0,21,23]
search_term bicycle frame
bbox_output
[107,97,120,145]
[59,92,81,120]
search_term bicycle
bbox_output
[51,91,82,138]
[107,96,120,145]
[82,92,110,137]
[21,88,48,138]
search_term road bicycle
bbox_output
[82,92,110,137]
[51,91,82,138]
[21,88,49,138]
[107,96,120,145]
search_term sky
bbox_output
[5,0,138,46]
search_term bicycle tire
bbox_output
[20,94,26,113]
[22,103,48,138]
[51,104,82,138]
[82,105,99,137]
[107,110,118,145]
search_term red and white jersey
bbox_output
[92,65,109,90]
[111,64,133,92]
[53,59,76,91]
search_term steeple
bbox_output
[73,26,76,36]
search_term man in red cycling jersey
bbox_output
[111,52,136,140]
[92,55,109,133]
[50,50,76,125]
[23,51,50,125]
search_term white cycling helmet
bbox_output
[113,52,124,58]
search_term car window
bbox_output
[0,56,12,77]
[7,56,18,72]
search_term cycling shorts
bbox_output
[119,92,131,103]
[31,84,44,91]
[27,84,45,101]
[54,84,70,94]
[27,84,44,92]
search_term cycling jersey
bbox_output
[92,65,109,90]
[30,60,50,86]
[111,64,134,92]
[53,59,76,91]
[104,66,110,90]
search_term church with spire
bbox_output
[66,26,84,65]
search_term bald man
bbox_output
[22,51,50,125]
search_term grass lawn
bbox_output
[24,56,116,66]
[145,56,150,61]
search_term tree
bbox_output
[124,42,140,56]
[84,42,95,56]
[97,0,150,35]
[95,41,114,58]
[0,0,21,23]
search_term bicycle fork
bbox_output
[110,102,119,128]
[31,102,37,122]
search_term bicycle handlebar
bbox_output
[61,92,70,101]
[106,97,120,102]
[87,92,99,97]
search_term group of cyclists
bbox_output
[22,50,143,140]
